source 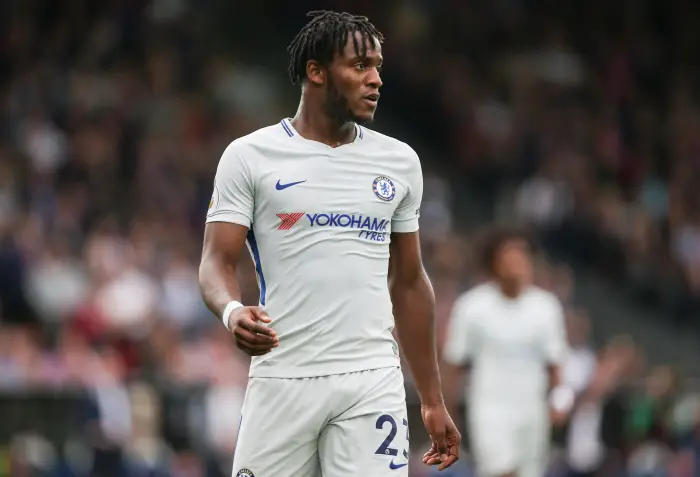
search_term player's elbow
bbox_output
[389,268,435,310]
[389,260,427,288]
[197,256,215,300]
[442,359,470,377]
[198,253,232,297]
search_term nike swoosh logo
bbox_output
[276,179,306,190]
[389,460,408,470]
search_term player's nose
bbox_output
[367,68,382,89]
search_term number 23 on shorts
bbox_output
[375,414,409,470]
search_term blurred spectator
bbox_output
[627,367,679,446]
[515,154,574,229]
[565,337,641,477]
[563,311,597,398]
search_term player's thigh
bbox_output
[517,414,550,477]
[468,408,519,477]
[319,367,409,476]
[232,377,322,477]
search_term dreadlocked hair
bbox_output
[477,225,538,274]
[287,10,384,85]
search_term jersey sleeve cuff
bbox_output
[546,351,567,365]
[206,211,252,228]
[391,217,419,233]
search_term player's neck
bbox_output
[291,103,356,148]
[497,281,523,299]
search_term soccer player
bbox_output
[198,10,460,477]
[442,227,572,477]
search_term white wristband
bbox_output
[222,300,244,331]
[549,385,575,413]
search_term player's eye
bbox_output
[355,62,366,72]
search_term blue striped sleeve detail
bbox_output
[246,230,266,306]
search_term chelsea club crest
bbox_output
[372,176,396,202]
[236,469,255,477]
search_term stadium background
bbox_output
[1,0,700,476]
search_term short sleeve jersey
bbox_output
[207,119,423,378]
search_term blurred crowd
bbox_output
[374,0,700,321]
[1,1,700,476]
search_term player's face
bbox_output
[325,32,383,125]
[493,239,533,285]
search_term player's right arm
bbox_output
[441,293,478,423]
[199,142,278,355]
[200,223,278,355]
[542,294,572,425]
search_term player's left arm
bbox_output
[388,148,460,470]
[389,231,460,470]
[544,296,573,425]
[388,149,442,407]
[389,231,442,406]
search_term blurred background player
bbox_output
[199,11,460,477]
[441,227,572,477]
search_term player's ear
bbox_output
[305,60,325,86]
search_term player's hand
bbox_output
[420,404,461,471]
[229,306,279,356]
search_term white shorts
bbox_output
[468,407,550,477]
[232,366,409,477]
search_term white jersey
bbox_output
[443,283,568,412]
[206,118,423,378]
